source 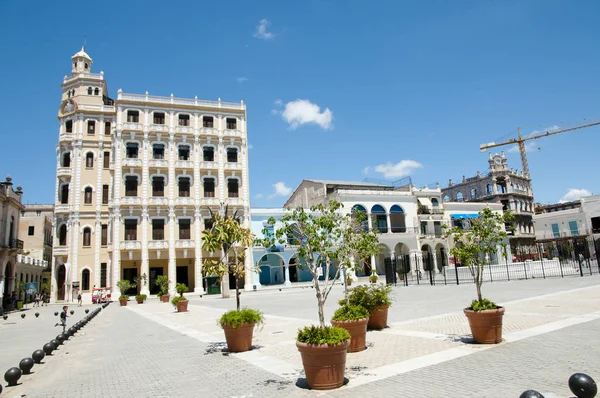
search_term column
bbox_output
[140,210,149,295]
[111,214,121,295]
[194,208,204,293]
[284,263,291,287]
[50,257,57,304]
[411,250,424,276]
[370,254,377,275]
[367,212,373,231]
[218,136,225,201]
[112,114,123,294]
[168,119,176,294]
[168,207,176,295]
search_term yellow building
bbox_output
[53,48,250,302]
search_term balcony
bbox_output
[225,162,242,170]
[57,167,72,177]
[200,127,218,136]
[200,161,218,169]
[53,246,69,255]
[387,226,418,234]
[123,122,143,131]
[200,197,220,206]
[122,158,142,168]
[148,197,168,206]
[2,239,25,250]
[120,241,141,250]
[175,160,194,169]
[150,124,169,133]
[226,197,243,206]
[17,254,48,268]
[175,197,194,206]
[223,129,242,138]
[121,196,141,206]
[59,133,73,142]
[55,204,70,213]
[117,92,245,110]
[148,240,169,249]
[175,125,193,134]
[176,240,195,249]
[149,159,169,168]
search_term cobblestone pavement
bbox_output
[5,276,600,397]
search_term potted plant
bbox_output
[155,275,170,303]
[135,294,147,304]
[446,207,514,344]
[219,308,264,352]
[346,275,352,286]
[369,273,379,284]
[202,204,262,352]
[116,280,135,307]
[331,304,370,352]
[346,284,391,330]
[262,201,378,390]
[171,283,189,312]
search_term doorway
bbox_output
[57,264,66,300]
[289,265,298,282]
[149,267,163,295]
[122,268,138,295]
[176,266,189,289]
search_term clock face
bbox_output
[495,158,501,164]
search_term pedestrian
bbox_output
[33,293,40,308]
[77,292,82,307]
[55,305,68,332]
[41,291,46,306]
[10,291,17,311]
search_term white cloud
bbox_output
[254,193,264,199]
[277,99,333,130]
[268,182,292,198]
[254,19,274,40]
[236,77,248,83]
[364,160,423,179]
[507,126,560,153]
[559,188,592,203]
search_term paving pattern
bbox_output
[3,276,600,397]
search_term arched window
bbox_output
[59,224,67,246]
[83,228,91,246]
[352,204,366,213]
[203,178,215,197]
[125,176,138,197]
[371,205,387,233]
[87,87,92,95]
[456,192,463,202]
[470,188,477,199]
[94,88,99,96]
[65,120,73,133]
[82,269,90,291]
[84,187,93,204]
[85,152,94,168]
[486,184,493,195]
[227,179,239,198]
[389,205,406,233]
[371,205,386,214]
[62,153,71,167]
[179,177,190,197]
[84,63,88,70]
[60,184,69,204]
[443,195,450,202]
[431,198,439,208]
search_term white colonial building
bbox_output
[53,47,250,302]
[534,194,600,241]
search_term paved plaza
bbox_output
[3,276,600,397]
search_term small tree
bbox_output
[261,200,378,326]
[155,275,170,296]
[116,280,136,298]
[202,209,255,311]
[446,207,514,307]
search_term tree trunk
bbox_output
[475,267,483,302]
[314,276,325,327]
[235,250,240,311]
[221,245,231,299]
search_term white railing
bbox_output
[59,133,73,141]
[200,198,220,206]
[17,254,48,268]
[148,240,169,249]
[118,92,245,110]
[223,129,242,137]
[175,160,194,169]
[57,167,72,176]
[121,197,141,205]
[55,204,70,213]
[176,240,195,248]
[226,198,243,206]
[53,246,68,255]
[225,162,242,170]
[63,72,104,84]
[78,104,116,113]
[123,122,143,130]
[175,197,194,206]
[200,127,219,135]
[122,158,142,168]
[150,124,169,133]
[200,161,218,169]
[120,241,141,250]
[175,126,192,134]
[149,159,169,168]
[148,197,168,206]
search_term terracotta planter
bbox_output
[119,298,128,307]
[296,340,349,390]
[160,294,170,303]
[464,306,505,344]
[369,280,377,284]
[368,305,389,330]
[176,300,188,312]
[346,280,352,286]
[331,318,368,353]
[223,322,255,353]
[136,298,144,304]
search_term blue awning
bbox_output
[451,214,479,219]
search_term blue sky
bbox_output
[1,0,599,206]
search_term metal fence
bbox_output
[384,236,600,287]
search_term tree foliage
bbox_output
[446,207,514,307]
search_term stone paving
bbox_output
[3,276,600,397]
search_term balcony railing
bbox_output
[55,204,70,213]
[118,92,245,110]
[200,127,219,136]
[175,160,194,169]
[175,197,194,206]
[536,229,589,240]
[148,197,168,206]
[17,254,48,268]
[149,159,169,168]
[123,122,143,130]
[200,161,218,169]
[150,124,169,133]
[175,126,193,134]
[57,167,72,176]
[59,133,73,142]
[120,241,141,250]
[148,240,169,249]
[225,162,242,170]
[121,196,141,205]
[53,246,68,255]
[223,129,242,137]
[201,197,220,206]
[226,197,243,206]
[122,158,142,168]
[175,240,195,248]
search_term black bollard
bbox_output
[519,390,545,398]
[4,367,22,386]
[56,334,65,344]
[60,332,69,342]
[21,313,25,319]
[54,311,58,316]
[68,327,76,336]
[70,310,74,315]
[32,350,45,364]
[42,343,54,355]
[569,373,598,398]
[35,312,40,317]
[3,314,7,320]
[85,309,89,314]
[19,358,34,375]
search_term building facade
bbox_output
[441,152,535,253]
[53,48,250,302]
[0,176,25,310]
[248,179,504,288]
[19,204,54,267]
[533,194,600,241]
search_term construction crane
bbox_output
[480,121,600,178]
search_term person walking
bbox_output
[55,305,68,332]
[33,293,39,308]
[40,291,46,306]
[77,292,82,307]
[10,291,17,311]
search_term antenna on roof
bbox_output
[83,35,87,51]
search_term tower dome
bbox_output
[71,47,93,75]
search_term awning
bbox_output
[451,214,479,219]
[417,197,432,208]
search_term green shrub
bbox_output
[342,284,392,311]
[219,308,264,329]
[331,304,369,322]
[369,274,379,282]
[297,325,350,345]
[155,275,170,296]
[171,296,187,305]
[135,294,147,301]
[468,298,498,311]
[116,279,135,294]
[119,295,128,300]
[175,283,188,296]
